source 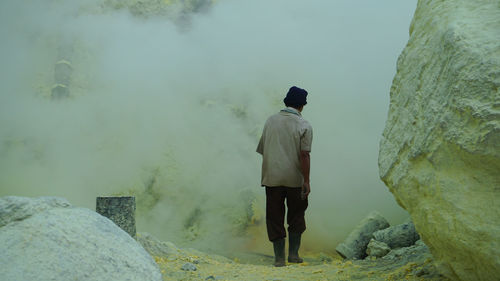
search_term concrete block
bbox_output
[96,196,136,238]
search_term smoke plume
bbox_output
[0,0,416,255]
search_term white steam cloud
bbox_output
[0,0,416,255]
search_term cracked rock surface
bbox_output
[379,0,500,280]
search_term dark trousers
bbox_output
[265,186,308,242]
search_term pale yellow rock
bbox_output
[379,0,500,281]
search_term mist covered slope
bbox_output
[0,0,415,254]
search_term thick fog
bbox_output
[0,0,416,255]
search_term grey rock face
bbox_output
[96,196,136,238]
[0,196,161,281]
[336,211,390,259]
[372,219,420,249]
[366,239,391,258]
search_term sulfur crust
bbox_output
[379,0,500,280]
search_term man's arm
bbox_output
[300,150,310,198]
[256,135,264,155]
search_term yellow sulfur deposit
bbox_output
[141,233,448,281]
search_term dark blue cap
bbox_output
[283,86,308,107]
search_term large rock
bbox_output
[336,211,389,259]
[0,196,162,281]
[379,1,500,280]
[372,219,420,249]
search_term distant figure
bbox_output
[256,86,313,267]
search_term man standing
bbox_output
[256,86,313,267]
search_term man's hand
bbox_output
[301,182,311,200]
[300,150,311,199]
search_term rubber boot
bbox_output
[272,238,286,267]
[288,232,303,263]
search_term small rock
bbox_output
[181,262,197,271]
[372,219,420,249]
[366,239,391,258]
[382,239,430,261]
[336,211,390,259]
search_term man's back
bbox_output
[257,107,313,188]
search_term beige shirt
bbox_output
[257,107,313,188]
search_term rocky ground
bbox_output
[138,233,449,281]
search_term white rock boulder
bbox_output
[0,196,162,281]
[379,1,500,281]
